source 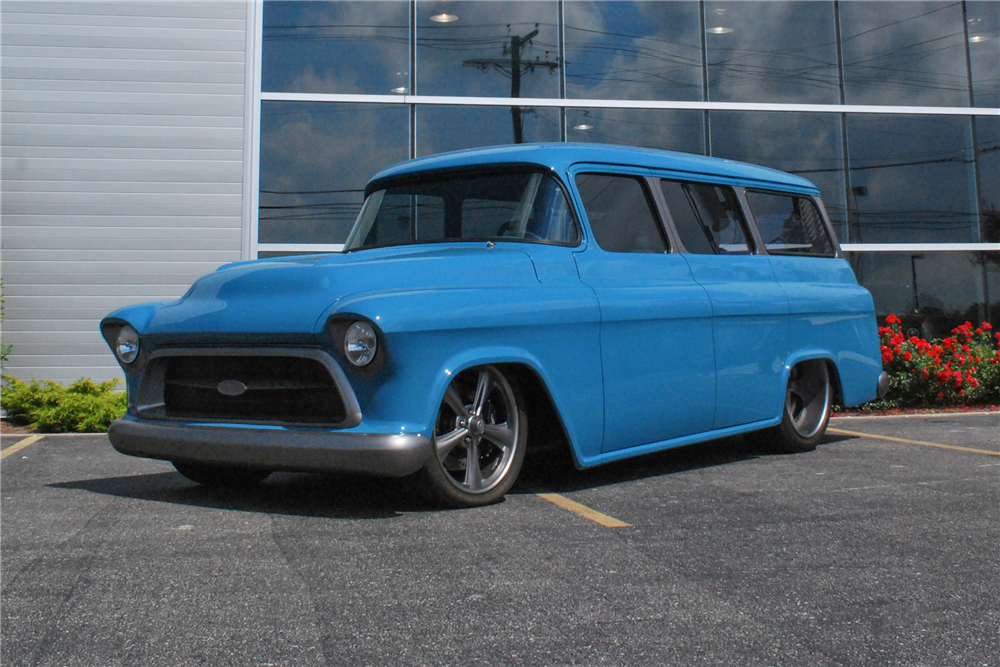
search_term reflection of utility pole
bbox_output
[910,253,925,312]
[463,26,558,143]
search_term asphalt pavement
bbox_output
[2,413,997,666]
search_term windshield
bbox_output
[344,170,580,251]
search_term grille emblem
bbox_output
[217,380,248,397]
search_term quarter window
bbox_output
[575,174,667,253]
[745,191,835,256]
[659,180,752,254]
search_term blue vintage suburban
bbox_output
[102,144,888,507]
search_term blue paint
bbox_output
[103,143,883,474]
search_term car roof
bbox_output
[368,143,820,194]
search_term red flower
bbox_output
[903,351,912,361]
[982,322,992,331]
[885,314,901,325]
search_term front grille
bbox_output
[159,355,347,426]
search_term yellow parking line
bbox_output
[0,435,45,460]
[537,493,631,528]
[828,428,999,457]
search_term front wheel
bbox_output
[172,461,271,487]
[420,365,527,507]
[751,360,833,454]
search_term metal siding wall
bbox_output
[1,1,249,384]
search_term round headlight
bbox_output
[344,321,377,367]
[115,325,140,365]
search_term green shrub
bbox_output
[1,375,126,433]
[861,317,1000,410]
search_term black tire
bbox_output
[419,365,527,507]
[750,360,833,454]
[172,461,271,487]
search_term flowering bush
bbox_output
[870,316,1000,409]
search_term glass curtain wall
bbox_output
[257,0,1000,332]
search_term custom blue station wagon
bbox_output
[102,144,888,507]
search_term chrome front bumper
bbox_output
[108,418,431,477]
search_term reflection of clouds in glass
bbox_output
[967,1,1000,108]
[565,1,702,100]
[705,1,839,104]
[417,1,559,98]
[840,2,970,106]
[259,103,409,243]
[565,108,704,154]
[416,106,560,156]
[709,112,846,235]
[263,2,409,94]
[847,115,977,244]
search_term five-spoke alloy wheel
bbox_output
[422,365,527,507]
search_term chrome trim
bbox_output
[108,418,431,477]
[136,347,362,429]
[877,371,891,398]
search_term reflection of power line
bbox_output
[462,27,558,143]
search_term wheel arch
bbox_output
[425,349,580,463]
[781,350,845,412]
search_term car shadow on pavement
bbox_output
[51,470,427,520]
[511,434,764,495]
[51,434,845,516]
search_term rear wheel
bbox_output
[172,461,271,487]
[420,365,527,507]
[751,360,832,453]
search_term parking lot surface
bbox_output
[2,413,998,667]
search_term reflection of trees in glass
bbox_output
[564,1,703,100]
[263,2,409,94]
[705,1,839,103]
[840,2,971,106]
[258,103,408,244]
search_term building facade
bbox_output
[2,1,998,384]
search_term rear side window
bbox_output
[745,191,835,256]
[575,174,667,253]
[659,180,752,255]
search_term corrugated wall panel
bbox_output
[1,1,251,385]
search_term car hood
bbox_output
[115,245,540,335]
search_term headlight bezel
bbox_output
[344,320,378,367]
[114,324,141,365]
[327,316,385,376]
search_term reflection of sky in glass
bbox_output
[851,252,988,334]
[709,112,846,239]
[846,115,976,244]
[977,117,999,242]
[416,105,560,156]
[967,1,1000,108]
[416,1,559,98]
[840,2,970,106]
[705,2,838,103]
[564,1,702,101]
[259,102,409,244]
[566,109,704,154]
[262,2,409,95]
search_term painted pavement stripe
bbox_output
[536,493,631,528]
[828,428,999,457]
[0,435,46,460]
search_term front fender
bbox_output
[329,285,605,460]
